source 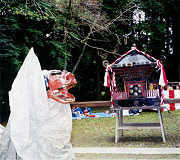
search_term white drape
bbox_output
[6,48,74,160]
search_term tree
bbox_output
[51,0,136,101]
[0,0,71,122]
[132,0,179,81]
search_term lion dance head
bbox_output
[43,70,77,104]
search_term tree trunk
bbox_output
[72,40,88,74]
[171,1,180,81]
[97,61,101,100]
[72,24,94,73]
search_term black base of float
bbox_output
[113,97,161,108]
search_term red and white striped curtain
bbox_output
[163,90,180,111]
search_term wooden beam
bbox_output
[70,101,111,108]
[70,98,180,108]
[164,98,180,104]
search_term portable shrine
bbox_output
[104,46,167,108]
[104,46,168,143]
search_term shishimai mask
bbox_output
[43,70,77,104]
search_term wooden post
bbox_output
[119,110,124,136]
[115,110,120,143]
[158,108,166,143]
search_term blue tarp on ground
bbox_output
[72,110,138,120]
[72,112,115,120]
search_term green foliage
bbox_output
[0,0,73,122]
[119,0,176,56]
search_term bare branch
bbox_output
[67,29,121,56]
[98,5,135,32]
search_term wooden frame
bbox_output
[113,107,166,143]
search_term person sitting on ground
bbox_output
[176,85,180,90]
[83,107,95,117]
[178,82,180,89]
[72,106,83,117]
[167,85,173,90]
[149,83,154,90]
[149,83,157,90]
[83,107,92,116]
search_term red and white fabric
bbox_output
[104,65,111,87]
[162,90,180,111]
[104,47,167,88]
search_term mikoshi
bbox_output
[104,46,167,108]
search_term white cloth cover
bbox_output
[1,48,74,160]
[0,125,4,139]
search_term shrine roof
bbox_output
[111,47,157,69]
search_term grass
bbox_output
[71,109,180,159]
[72,109,180,159]
[71,109,180,148]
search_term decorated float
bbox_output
[104,46,167,108]
[104,46,168,143]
